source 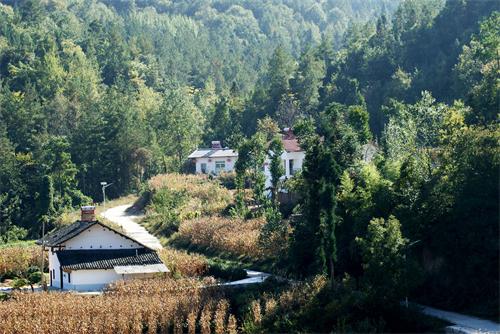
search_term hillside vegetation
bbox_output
[0,0,498,331]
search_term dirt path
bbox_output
[101,204,163,250]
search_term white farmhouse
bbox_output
[189,131,305,193]
[264,128,305,191]
[38,206,168,291]
[188,141,238,174]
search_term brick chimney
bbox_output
[81,206,96,222]
[211,141,222,149]
[283,128,295,140]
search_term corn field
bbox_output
[0,278,238,334]
[177,216,267,260]
[158,247,208,277]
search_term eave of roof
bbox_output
[56,249,166,271]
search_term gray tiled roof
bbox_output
[37,220,151,249]
[37,220,97,247]
[56,249,163,271]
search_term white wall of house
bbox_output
[48,249,61,288]
[194,157,236,174]
[63,224,142,250]
[264,151,306,191]
[61,269,160,291]
[62,269,121,291]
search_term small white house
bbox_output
[188,141,238,174]
[38,206,168,291]
[264,128,305,191]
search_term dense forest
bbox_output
[0,0,498,325]
[0,0,401,235]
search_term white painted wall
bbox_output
[62,269,120,291]
[194,157,236,174]
[264,151,305,191]
[63,224,142,250]
[48,248,61,288]
[62,269,161,291]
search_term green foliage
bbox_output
[203,96,243,147]
[356,216,409,302]
[234,131,268,216]
[241,276,446,333]
[0,0,498,322]
[11,278,29,290]
[206,258,247,282]
[145,187,189,237]
[155,88,204,172]
[290,136,340,279]
[27,271,42,285]
[383,92,445,160]
[267,137,284,202]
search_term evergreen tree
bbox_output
[290,136,340,280]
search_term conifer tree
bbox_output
[290,137,340,280]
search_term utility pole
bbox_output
[40,216,47,291]
[100,182,113,209]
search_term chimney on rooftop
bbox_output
[81,206,96,222]
[283,128,295,140]
[211,141,222,149]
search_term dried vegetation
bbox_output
[0,278,237,334]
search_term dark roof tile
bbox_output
[56,249,163,271]
[37,221,97,247]
[37,220,151,249]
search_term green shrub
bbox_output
[28,271,42,285]
[11,278,29,289]
[206,258,247,281]
[0,292,10,301]
[144,188,188,237]
[218,171,237,189]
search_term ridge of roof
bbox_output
[188,147,238,158]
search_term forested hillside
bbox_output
[0,0,498,324]
[0,0,399,238]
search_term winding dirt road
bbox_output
[101,204,163,250]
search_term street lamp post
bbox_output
[100,182,113,209]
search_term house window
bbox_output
[201,163,207,174]
[215,161,225,174]
[289,159,295,175]
[52,269,55,279]
[68,273,71,283]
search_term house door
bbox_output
[201,163,207,174]
[60,268,63,290]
